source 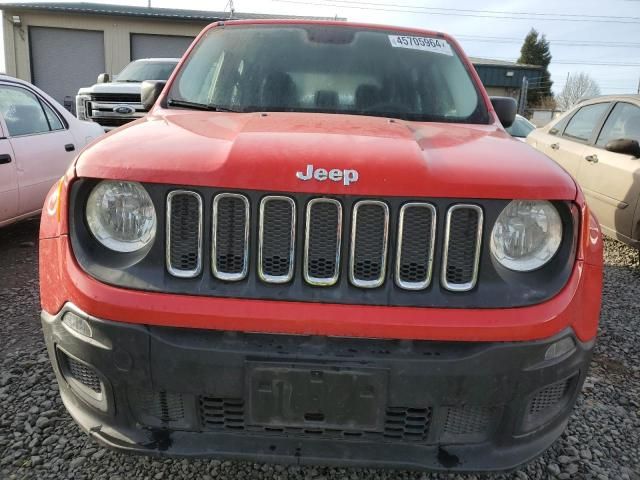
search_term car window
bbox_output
[548,115,570,136]
[42,101,64,131]
[563,103,610,142]
[0,85,52,136]
[596,102,640,147]
[117,61,178,82]
[506,116,535,138]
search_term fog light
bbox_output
[62,312,92,338]
[544,337,575,361]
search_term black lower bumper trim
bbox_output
[42,305,593,472]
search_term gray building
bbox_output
[470,57,543,100]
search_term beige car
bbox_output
[528,95,640,249]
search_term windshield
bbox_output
[117,60,178,82]
[167,25,489,123]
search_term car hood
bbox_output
[76,110,576,200]
[77,82,141,95]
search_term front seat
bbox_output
[354,84,381,111]
[315,90,339,109]
[260,72,297,109]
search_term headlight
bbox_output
[490,200,562,272]
[86,181,157,252]
[75,94,91,121]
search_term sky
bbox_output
[2,0,640,95]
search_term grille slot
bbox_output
[212,193,250,281]
[442,204,483,291]
[89,117,133,127]
[200,397,246,430]
[444,405,491,436]
[65,355,101,393]
[349,200,389,288]
[304,198,342,286]
[528,378,572,416]
[383,407,432,442]
[259,196,296,283]
[166,191,203,278]
[395,203,436,290]
[132,390,185,426]
[90,93,140,102]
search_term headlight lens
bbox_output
[86,181,156,252]
[75,94,91,121]
[490,200,562,271]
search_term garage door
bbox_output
[130,34,194,61]
[29,27,105,107]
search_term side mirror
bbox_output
[490,96,517,128]
[605,138,640,158]
[96,73,110,84]
[141,80,167,111]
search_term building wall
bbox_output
[484,86,521,99]
[1,9,208,82]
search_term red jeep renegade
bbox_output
[39,20,603,471]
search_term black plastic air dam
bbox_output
[42,305,593,472]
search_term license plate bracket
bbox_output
[246,362,388,431]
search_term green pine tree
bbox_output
[518,29,553,107]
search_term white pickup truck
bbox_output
[75,58,179,131]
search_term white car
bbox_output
[0,75,104,227]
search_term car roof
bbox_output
[133,58,181,63]
[219,19,449,42]
[578,94,640,105]
[0,74,30,86]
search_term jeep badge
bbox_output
[296,164,359,186]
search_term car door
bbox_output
[545,102,611,178]
[0,83,76,216]
[0,120,18,225]
[577,101,640,242]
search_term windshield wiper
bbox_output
[167,99,241,112]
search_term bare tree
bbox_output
[555,72,601,111]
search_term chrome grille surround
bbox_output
[166,190,203,278]
[349,200,390,289]
[441,204,483,292]
[258,196,296,284]
[212,193,250,281]
[86,93,145,131]
[395,202,437,290]
[304,198,343,286]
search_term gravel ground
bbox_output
[1,219,639,480]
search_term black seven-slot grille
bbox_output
[166,191,483,292]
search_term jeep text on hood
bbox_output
[40,20,602,472]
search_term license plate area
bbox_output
[247,362,388,431]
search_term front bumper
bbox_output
[42,304,593,472]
